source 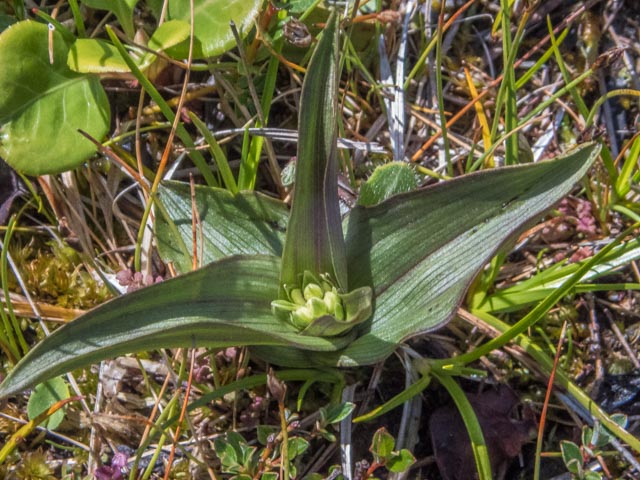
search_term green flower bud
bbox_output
[273,270,371,336]
[309,297,328,317]
[290,288,305,306]
[291,306,314,328]
[333,302,345,321]
[321,279,333,292]
[323,290,339,313]
[271,300,298,312]
[304,282,324,301]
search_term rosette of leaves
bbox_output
[0,13,601,397]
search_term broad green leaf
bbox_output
[214,432,245,470]
[0,21,110,175]
[82,0,137,38]
[146,19,191,56]
[560,440,583,474]
[593,413,629,447]
[26,377,69,430]
[164,0,261,59]
[610,413,628,428]
[288,437,310,458]
[582,426,594,450]
[0,256,352,398]
[155,182,288,273]
[320,402,355,424]
[358,162,419,206]
[280,12,347,292]
[140,20,192,70]
[335,143,601,366]
[254,143,601,366]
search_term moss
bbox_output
[8,240,110,310]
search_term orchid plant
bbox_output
[0,13,600,398]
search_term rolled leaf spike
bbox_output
[275,12,373,334]
[279,12,346,293]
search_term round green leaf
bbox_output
[0,21,110,175]
[370,427,395,461]
[147,19,191,52]
[164,0,261,58]
[26,376,70,430]
[386,450,416,473]
[358,162,419,207]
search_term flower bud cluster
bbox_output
[271,272,345,330]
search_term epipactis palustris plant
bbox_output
[0,13,600,397]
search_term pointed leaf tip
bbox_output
[337,141,601,365]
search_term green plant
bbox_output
[26,376,70,430]
[0,11,600,417]
[214,429,309,480]
[0,0,262,176]
[0,21,110,175]
[365,427,415,478]
[314,402,355,442]
[306,427,415,480]
[13,450,57,480]
[560,414,627,480]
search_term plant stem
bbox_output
[431,368,493,480]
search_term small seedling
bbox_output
[214,430,309,480]
[364,427,415,479]
[560,414,627,480]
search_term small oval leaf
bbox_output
[27,377,70,430]
[358,162,419,207]
[68,38,132,73]
[387,449,416,473]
